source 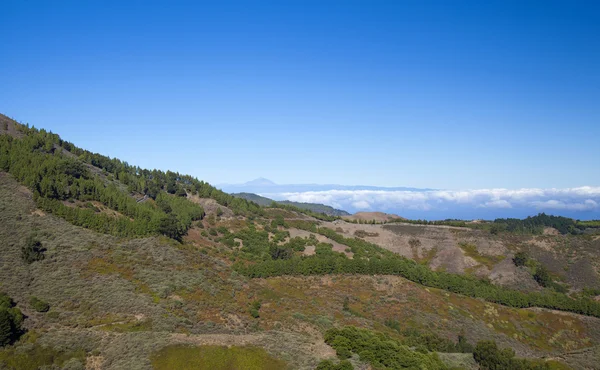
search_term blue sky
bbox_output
[1,0,599,190]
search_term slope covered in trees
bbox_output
[0,119,264,240]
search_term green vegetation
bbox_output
[0,344,86,370]
[492,213,580,235]
[249,300,262,318]
[237,226,600,318]
[1,115,598,370]
[511,253,566,293]
[239,254,600,317]
[533,265,551,288]
[458,242,505,269]
[218,224,313,261]
[324,326,447,369]
[0,122,269,240]
[383,213,600,236]
[21,235,45,263]
[150,345,286,370]
[384,321,474,354]
[0,293,23,347]
[513,251,529,267]
[473,340,550,370]
[29,297,50,313]
[354,229,379,238]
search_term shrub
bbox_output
[158,214,186,241]
[474,340,549,369]
[22,235,45,264]
[324,326,446,369]
[534,266,551,287]
[513,252,529,267]
[0,310,12,347]
[29,297,50,313]
[0,293,23,347]
[249,300,261,318]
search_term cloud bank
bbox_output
[262,186,600,219]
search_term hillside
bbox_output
[232,192,350,216]
[1,114,600,370]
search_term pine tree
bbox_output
[0,309,13,346]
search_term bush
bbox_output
[474,340,549,370]
[29,297,50,313]
[513,252,528,267]
[324,326,446,369]
[0,310,12,347]
[0,293,23,347]
[158,214,186,241]
[249,300,261,318]
[21,235,45,264]
[533,266,551,287]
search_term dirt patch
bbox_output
[31,209,46,216]
[489,258,539,290]
[543,227,560,236]
[85,356,104,370]
[0,113,25,138]
[303,245,316,256]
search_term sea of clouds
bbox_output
[262,186,600,220]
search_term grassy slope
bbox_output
[151,345,286,370]
[2,172,600,369]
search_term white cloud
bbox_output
[262,187,600,215]
[532,199,598,211]
[481,200,513,209]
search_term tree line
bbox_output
[324,326,555,370]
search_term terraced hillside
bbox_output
[1,114,600,369]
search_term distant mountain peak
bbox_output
[244,177,277,186]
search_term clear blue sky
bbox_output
[2,0,599,189]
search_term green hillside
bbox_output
[1,113,599,370]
